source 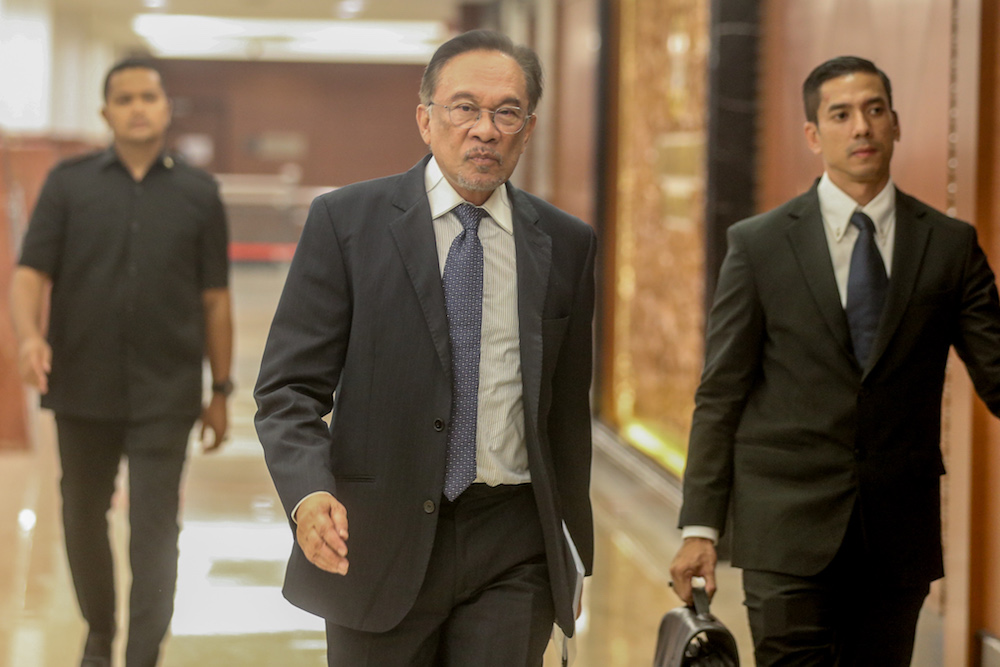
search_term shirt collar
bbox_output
[424,156,513,235]
[817,172,895,242]
[97,145,176,172]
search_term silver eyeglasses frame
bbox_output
[427,102,533,135]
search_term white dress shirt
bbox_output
[818,173,896,304]
[425,157,530,486]
[682,174,897,544]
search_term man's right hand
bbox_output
[669,537,718,605]
[18,336,51,394]
[295,492,350,575]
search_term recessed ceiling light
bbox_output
[132,15,448,63]
[337,0,364,20]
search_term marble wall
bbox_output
[607,0,709,471]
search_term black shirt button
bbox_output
[433,419,444,432]
[423,500,435,514]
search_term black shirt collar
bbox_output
[97,145,175,172]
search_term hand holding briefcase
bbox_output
[653,585,739,667]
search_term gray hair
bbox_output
[419,30,543,113]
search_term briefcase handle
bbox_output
[692,582,711,617]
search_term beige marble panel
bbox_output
[610,0,709,459]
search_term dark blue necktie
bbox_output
[845,211,888,367]
[442,203,485,501]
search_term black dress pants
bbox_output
[325,483,556,666]
[56,416,194,667]
[742,506,929,667]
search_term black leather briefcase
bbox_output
[653,587,740,667]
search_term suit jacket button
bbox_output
[433,419,445,432]
[423,500,436,514]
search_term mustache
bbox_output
[465,148,503,164]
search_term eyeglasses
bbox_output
[428,102,532,134]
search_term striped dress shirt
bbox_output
[425,157,530,486]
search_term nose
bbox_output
[851,110,872,137]
[469,109,500,141]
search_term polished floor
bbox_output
[0,263,942,666]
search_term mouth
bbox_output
[851,144,878,158]
[465,150,502,167]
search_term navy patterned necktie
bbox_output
[442,203,485,501]
[845,211,888,367]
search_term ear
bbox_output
[416,104,432,147]
[891,110,900,142]
[100,105,111,127]
[804,121,822,156]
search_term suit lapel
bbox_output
[863,190,932,378]
[388,157,452,381]
[510,185,551,434]
[786,190,854,357]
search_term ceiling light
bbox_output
[132,15,447,63]
[337,0,365,20]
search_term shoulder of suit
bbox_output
[312,168,409,206]
[895,188,971,230]
[513,188,592,234]
[729,189,815,236]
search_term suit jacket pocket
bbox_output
[333,474,376,483]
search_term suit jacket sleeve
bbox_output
[254,195,350,519]
[679,223,765,532]
[952,224,1000,415]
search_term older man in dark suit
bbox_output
[670,56,1000,666]
[254,30,595,666]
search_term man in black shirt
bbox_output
[10,58,233,667]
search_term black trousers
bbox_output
[56,416,194,667]
[325,483,555,666]
[742,506,929,667]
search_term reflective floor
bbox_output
[0,263,941,666]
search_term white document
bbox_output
[556,521,586,666]
[562,520,585,612]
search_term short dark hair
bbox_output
[802,56,893,123]
[103,58,165,101]
[419,30,543,114]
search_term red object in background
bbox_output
[229,242,298,263]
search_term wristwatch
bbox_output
[211,378,235,397]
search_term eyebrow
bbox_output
[448,91,524,107]
[826,96,888,114]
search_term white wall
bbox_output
[0,0,53,132]
[0,0,112,139]
[50,9,113,140]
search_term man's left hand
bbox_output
[200,392,229,452]
[669,537,718,605]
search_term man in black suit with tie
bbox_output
[254,30,596,666]
[670,56,1000,665]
